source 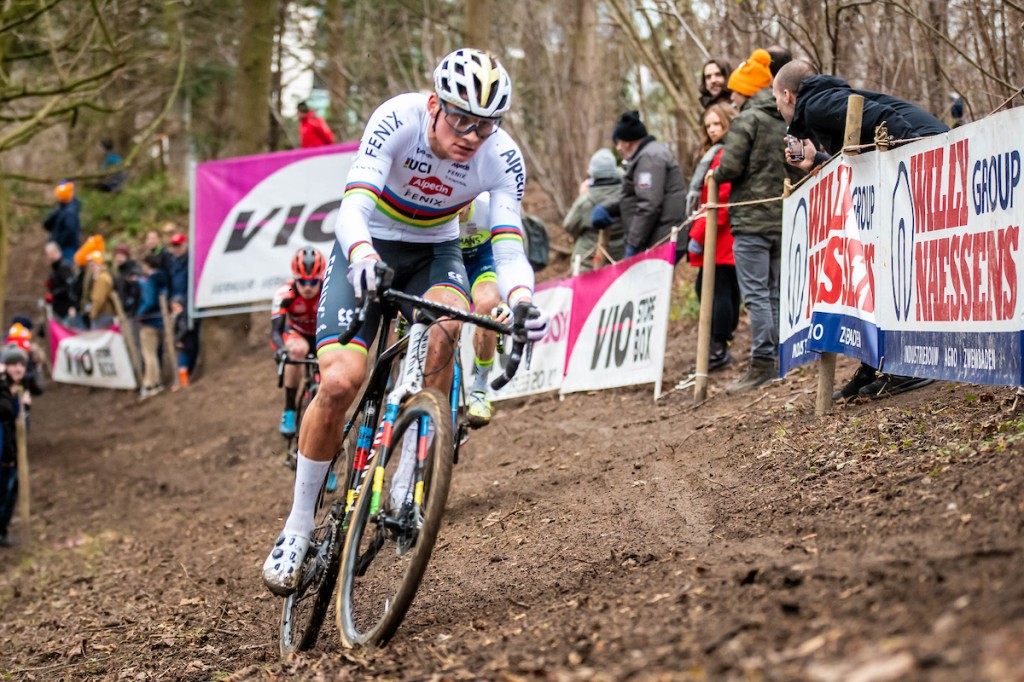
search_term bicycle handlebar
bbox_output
[276,354,319,388]
[337,263,534,390]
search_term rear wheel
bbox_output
[336,388,453,647]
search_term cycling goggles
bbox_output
[296,278,321,287]
[439,100,502,138]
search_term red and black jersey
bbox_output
[272,279,319,337]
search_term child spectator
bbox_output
[563,149,625,271]
[686,103,740,373]
[136,254,168,398]
[5,323,45,398]
[0,345,28,547]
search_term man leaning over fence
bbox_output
[773,59,946,401]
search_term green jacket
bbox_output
[563,180,625,270]
[712,88,805,235]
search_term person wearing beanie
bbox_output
[593,111,686,257]
[712,48,806,394]
[42,180,82,262]
[727,48,773,108]
[563,148,626,271]
[0,343,29,547]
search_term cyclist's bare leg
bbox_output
[470,280,500,386]
[422,285,467,392]
[282,336,309,390]
[298,348,368,462]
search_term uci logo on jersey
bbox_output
[404,158,432,174]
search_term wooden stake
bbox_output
[110,291,142,388]
[815,94,864,417]
[694,179,718,406]
[14,386,29,528]
[160,294,181,389]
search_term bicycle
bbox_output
[276,353,321,471]
[278,264,532,655]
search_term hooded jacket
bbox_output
[712,89,804,235]
[603,136,687,251]
[788,75,948,156]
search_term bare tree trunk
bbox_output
[228,0,277,157]
[465,0,491,49]
[269,0,288,151]
[566,0,599,194]
[324,0,351,140]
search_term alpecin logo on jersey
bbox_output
[410,176,453,197]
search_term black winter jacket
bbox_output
[788,75,948,157]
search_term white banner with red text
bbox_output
[190,143,359,315]
[781,107,1024,386]
[458,243,676,401]
[49,321,138,390]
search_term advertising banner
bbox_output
[49,321,138,390]
[560,243,675,395]
[780,154,881,375]
[875,108,1024,385]
[781,107,1024,386]
[459,279,574,402]
[191,143,359,313]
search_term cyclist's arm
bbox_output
[270,314,287,351]
[270,284,290,351]
[488,189,534,306]
[333,95,416,263]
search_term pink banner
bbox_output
[566,243,676,355]
[192,143,360,311]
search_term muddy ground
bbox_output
[2,230,1024,681]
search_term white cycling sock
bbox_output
[472,356,493,394]
[389,423,434,510]
[283,453,331,538]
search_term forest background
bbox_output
[0,0,1020,323]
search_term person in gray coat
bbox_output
[592,111,686,257]
[563,149,625,271]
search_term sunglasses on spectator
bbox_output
[296,278,320,287]
[439,100,502,138]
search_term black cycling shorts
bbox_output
[315,238,470,357]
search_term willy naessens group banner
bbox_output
[781,107,1024,386]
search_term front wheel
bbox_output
[336,388,454,648]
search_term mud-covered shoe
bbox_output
[833,363,878,401]
[725,357,776,395]
[466,390,492,428]
[279,409,297,436]
[261,531,310,596]
[858,374,935,400]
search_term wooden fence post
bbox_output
[693,178,719,406]
[815,93,864,416]
[110,291,142,388]
[14,386,29,529]
[159,294,181,389]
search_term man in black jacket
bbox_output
[773,60,946,400]
[45,241,78,324]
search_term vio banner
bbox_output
[560,244,674,394]
[877,107,1024,386]
[49,321,137,390]
[191,143,359,313]
[780,154,881,375]
[459,280,574,402]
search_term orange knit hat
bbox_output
[54,181,75,203]
[727,49,773,97]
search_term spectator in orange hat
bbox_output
[43,181,82,262]
[4,324,44,398]
[84,251,116,329]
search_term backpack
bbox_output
[521,214,550,272]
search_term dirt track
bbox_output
[3,229,1024,680]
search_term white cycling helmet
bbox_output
[433,48,512,118]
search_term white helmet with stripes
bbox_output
[433,48,512,118]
